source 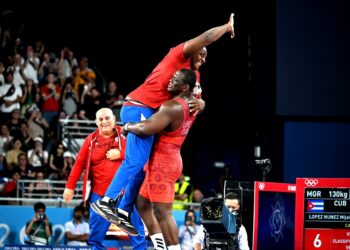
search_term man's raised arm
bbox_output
[183,13,235,57]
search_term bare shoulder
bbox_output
[159,100,184,114]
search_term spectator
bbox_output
[0,123,13,158]
[1,169,21,204]
[104,81,124,120]
[191,189,204,211]
[18,121,34,152]
[0,70,23,121]
[173,174,193,210]
[22,46,40,84]
[61,82,78,116]
[27,137,48,172]
[47,142,64,180]
[80,86,104,120]
[27,171,52,198]
[73,57,96,98]
[65,205,90,246]
[25,202,52,245]
[27,108,49,140]
[0,152,5,176]
[58,48,76,85]
[7,54,25,86]
[178,209,201,250]
[20,79,40,117]
[0,62,5,85]
[17,153,35,179]
[38,53,56,83]
[61,151,75,180]
[7,108,24,138]
[5,138,24,167]
[40,73,61,126]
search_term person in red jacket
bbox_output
[63,107,146,250]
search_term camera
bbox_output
[200,197,237,249]
[186,215,194,222]
[38,214,46,221]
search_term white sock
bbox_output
[168,245,181,250]
[117,208,128,216]
[150,233,166,250]
[102,196,111,202]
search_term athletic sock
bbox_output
[168,244,181,250]
[150,233,166,250]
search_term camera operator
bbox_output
[178,209,201,250]
[193,192,249,250]
[25,202,52,245]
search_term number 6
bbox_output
[313,233,322,248]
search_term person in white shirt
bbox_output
[0,70,22,116]
[193,192,249,250]
[65,205,90,246]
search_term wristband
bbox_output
[124,123,129,132]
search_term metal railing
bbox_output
[0,178,201,209]
[59,119,96,156]
[59,118,122,156]
[0,179,84,207]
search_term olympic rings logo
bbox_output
[258,182,265,190]
[304,179,318,187]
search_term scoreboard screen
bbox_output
[295,178,350,250]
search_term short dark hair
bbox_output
[179,68,196,91]
[74,205,85,213]
[225,192,240,204]
[184,208,196,221]
[34,202,46,212]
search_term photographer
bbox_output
[179,209,201,250]
[193,192,249,250]
[25,202,52,245]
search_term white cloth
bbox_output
[64,220,90,246]
[0,83,22,113]
[12,65,25,85]
[193,224,250,250]
[0,74,4,85]
[178,224,201,250]
[27,149,49,168]
[23,60,39,84]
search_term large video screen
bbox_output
[257,192,295,250]
[253,182,296,250]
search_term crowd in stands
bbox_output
[0,30,125,200]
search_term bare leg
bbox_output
[153,202,179,246]
[136,194,161,234]
[136,195,167,249]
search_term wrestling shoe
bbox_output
[91,198,120,225]
[117,209,139,236]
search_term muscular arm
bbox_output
[125,101,182,136]
[183,13,234,57]
[66,231,89,242]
